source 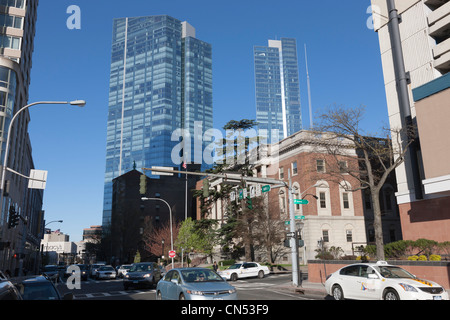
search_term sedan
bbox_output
[218,262,270,281]
[325,261,449,300]
[12,276,73,300]
[156,268,237,300]
[123,262,161,289]
[95,265,117,280]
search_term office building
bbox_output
[103,15,213,227]
[254,38,302,143]
[371,0,450,241]
[0,0,43,275]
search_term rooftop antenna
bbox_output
[305,44,313,129]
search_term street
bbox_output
[56,273,327,301]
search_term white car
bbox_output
[325,261,449,300]
[95,265,117,280]
[218,262,270,281]
[117,265,132,278]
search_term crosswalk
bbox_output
[74,289,154,299]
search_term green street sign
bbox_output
[295,215,306,220]
[284,221,290,225]
[294,199,309,205]
[262,185,271,193]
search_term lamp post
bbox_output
[141,197,174,269]
[0,101,86,233]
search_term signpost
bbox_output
[169,250,176,258]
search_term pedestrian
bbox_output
[213,261,218,272]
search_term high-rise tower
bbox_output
[254,38,302,143]
[102,15,212,226]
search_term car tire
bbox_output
[258,270,264,279]
[383,289,400,300]
[332,284,344,300]
[156,291,162,300]
[179,293,186,300]
[230,273,238,281]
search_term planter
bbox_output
[307,260,450,289]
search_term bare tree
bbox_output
[312,105,416,260]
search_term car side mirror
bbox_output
[368,274,379,279]
[171,279,179,285]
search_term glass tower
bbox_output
[103,15,212,226]
[254,38,302,143]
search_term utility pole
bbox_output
[287,169,300,287]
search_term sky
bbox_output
[26,0,387,242]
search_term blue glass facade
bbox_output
[254,38,302,143]
[103,16,212,226]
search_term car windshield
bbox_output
[130,264,153,272]
[43,266,57,272]
[17,282,60,300]
[99,266,114,271]
[121,266,131,270]
[181,269,223,283]
[76,265,87,270]
[374,266,416,279]
[227,264,242,270]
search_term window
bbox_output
[292,161,298,175]
[346,230,353,242]
[279,167,284,179]
[338,161,347,173]
[322,230,329,242]
[319,192,326,208]
[316,159,325,173]
[343,192,350,209]
[340,265,359,276]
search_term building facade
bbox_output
[103,15,213,227]
[0,0,43,275]
[254,38,302,143]
[371,0,450,241]
[197,131,402,264]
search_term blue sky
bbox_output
[27,0,386,242]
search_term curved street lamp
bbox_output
[0,100,85,239]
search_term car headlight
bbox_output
[228,289,236,294]
[143,273,152,278]
[186,290,204,296]
[399,283,418,292]
[125,274,129,278]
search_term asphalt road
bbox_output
[56,273,325,300]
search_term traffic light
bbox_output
[139,174,147,195]
[246,196,253,210]
[7,206,19,229]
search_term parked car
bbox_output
[325,260,449,300]
[0,279,22,300]
[156,267,237,300]
[123,262,161,290]
[12,276,73,300]
[96,265,117,280]
[218,262,270,281]
[89,263,105,278]
[117,265,132,278]
[42,265,59,282]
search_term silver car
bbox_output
[156,268,237,300]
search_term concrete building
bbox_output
[0,0,43,275]
[40,231,77,265]
[371,0,450,241]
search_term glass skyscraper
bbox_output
[103,15,212,226]
[254,38,302,143]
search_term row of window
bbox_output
[321,229,354,243]
[0,0,25,9]
[0,34,21,50]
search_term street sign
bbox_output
[295,215,306,220]
[286,232,296,238]
[262,185,271,193]
[249,185,256,198]
[294,199,309,205]
[28,169,48,190]
[169,250,176,258]
[151,166,174,176]
[230,191,236,202]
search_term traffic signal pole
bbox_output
[142,166,301,287]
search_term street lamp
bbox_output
[141,197,174,269]
[0,100,86,229]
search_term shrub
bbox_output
[418,255,427,261]
[429,254,441,261]
[408,255,419,261]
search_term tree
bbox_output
[312,105,416,260]
[142,219,181,260]
[176,218,218,261]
